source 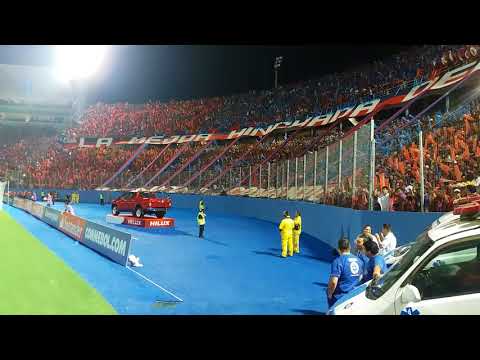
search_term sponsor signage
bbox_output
[58,213,86,241]
[30,203,45,219]
[145,218,175,228]
[13,197,25,209]
[24,199,33,213]
[123,216,175,228]
[82,221,131,266]
[43,207,61,227]
[68,60,480,149]
[125,217,143,226]
[12,197,132,266]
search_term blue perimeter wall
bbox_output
[21,189,442,250]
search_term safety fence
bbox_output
[175,87,480,213]
[188,122,375,208]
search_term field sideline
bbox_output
[0,210,116,315]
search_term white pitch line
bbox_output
[126,266,184,303]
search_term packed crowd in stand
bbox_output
[366,97,480,213]
[2,45,480,213]
[63,45,478,139]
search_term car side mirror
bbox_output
[401,284,421,304]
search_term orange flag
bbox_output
[448,145,456,161]
[414,169,420,182]
[394,157,399,171]
[440,163,450,176]
[454,164,462,181]
[462,144,470,161]
[426,132,435,147]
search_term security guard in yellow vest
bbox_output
[279,211,295,258]
[197,209,206,238]
[199,199,205,213]
[293,211,302,254]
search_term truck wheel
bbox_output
[112,205,120,216]
[134,206,144,218]
[156,210,166,218]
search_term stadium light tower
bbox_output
[53,45,110,123]
[54,45,109,83]
[274,56,283,89]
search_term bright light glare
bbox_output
[54,45,109,82]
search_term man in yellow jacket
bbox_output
[197,209,206,238]
[279,211,295,258]
[293,211,302,254]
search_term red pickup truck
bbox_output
[111,192,172,218]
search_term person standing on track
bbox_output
[293,211,302,254]
[197,208,206,238]
[376,224,397,255]
[363,240,387,284]
[100,193,105,206]
[46,192,53,207]
[63,200,75,216]
[279,211,294,258]
[327,238,363,308]
[354,236,370,279]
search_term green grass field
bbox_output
[0,211,116,315]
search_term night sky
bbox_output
[0,45,412,104]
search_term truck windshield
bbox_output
[140,192,157,199]
[366,231,434,300]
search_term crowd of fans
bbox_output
[2,44,480,212]
[365,97,480,213]
[62,45,479,141]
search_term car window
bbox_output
[123,193,134,200]
[366,232,433,300]
[424,247,477,270]
[410,239,480,301]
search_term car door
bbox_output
[125,193,136,211]
[118,193,133,211]
[395,239,480,315]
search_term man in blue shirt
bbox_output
[354,235,370,280]
[327,238,363,308]
[363,240,387,283]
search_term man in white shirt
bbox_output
[377,224,397,255]
[63,201,75,216]
[378,187,391,211]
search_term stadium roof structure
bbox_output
[0,64,74,128]
[0,64,73,105]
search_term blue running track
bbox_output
[6,202,333,315]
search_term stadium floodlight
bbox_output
[274,56,283,70]
[54,45,109,82]
[273,56,283,89]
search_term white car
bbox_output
[383,208,466,268]
[328,199,480,315]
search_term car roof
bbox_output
[428,213,480,242]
